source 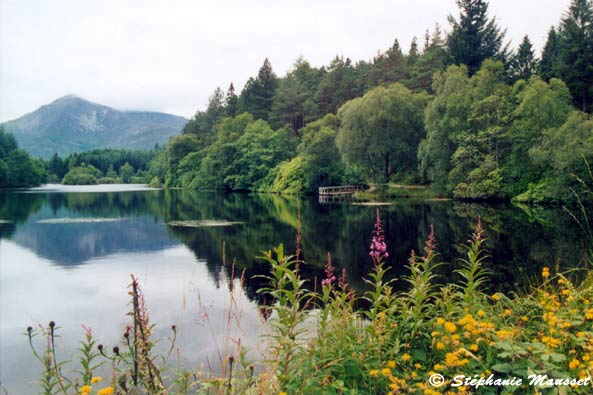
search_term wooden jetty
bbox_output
[318,185,366,196]
[318,185,366,203]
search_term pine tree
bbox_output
[225,83,238,117]
[512,35,537,81]
[447,0,507,74]
[556,0,593,111]
[408,36,420,66]
[239,58,278,120]
[539,27,559,81]
[409,24,448,92]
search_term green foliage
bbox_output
[420,59,590,203]
[118,162,135,183]
[60,148,158,185]
[420,65,472,193]
[556,0,593,112]
[540,27,559,81]
[524,111,593,201]
[505,77,573,196]
[62,164,101,185]
[315,56,362,115]
[449,60,513,199]
[0,127,46,188]
[447,0,508,74]
[510,35,538,82]
[224,121,294,190]
[134,0,591,202]
[239,58,278,121]
[265,157,307,194]
[337,83,429,182]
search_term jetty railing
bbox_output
[318,185,366,196]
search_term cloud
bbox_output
[0,0,571,122]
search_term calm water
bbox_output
[0,184,590,393]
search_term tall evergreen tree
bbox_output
[225,83,238,117]
[315,56,360,114]
[539,27,559,81]
[48,153,67,179]
[447,0,507,74]
[239,58,278,121]
[556,0,593,111]
[182,87,226,139]
[511,35,538,81]
[408,36,420,66]
[409,24,448,92]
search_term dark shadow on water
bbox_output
[1,188,590,299]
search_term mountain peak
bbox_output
[1,96,187,158]
[51,94,85,104]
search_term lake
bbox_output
[0,184,590,393]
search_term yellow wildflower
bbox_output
[97,388,114,395]
[381,368,391,376]
[470,344,479,351]
[444,322,457,333]
[542,267,550,278]
[562,289,570,296]
[370,369,379,377]
[477,310,486,318]
[503,309,511,316]
[569,359,580,370]
[402,353,411,362]
[521,316,529,322]
[491,294,500,301]
[80,386,92,394]
[436,318,445,325]
[279,392,287,395]
[496,329,513,340]
[387,360,396,369]
[90,376,102,384]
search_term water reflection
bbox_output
[0,185,591,394]
[0,187,590,293]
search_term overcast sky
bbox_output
[0,0,571,122]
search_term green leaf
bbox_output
[491,363,513,373]
[549,353,566,363]
[411,348,427,362]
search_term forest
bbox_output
[144,0,593,203]
[1,0,592,204]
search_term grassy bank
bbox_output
[25,214,593,395]
[355,184,443,202]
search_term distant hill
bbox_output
[1,95,187,158]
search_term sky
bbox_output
[0,0,572,122]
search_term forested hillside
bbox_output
[1,95,186,158]
[146,0,593,203]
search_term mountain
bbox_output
[1,95,187,158]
